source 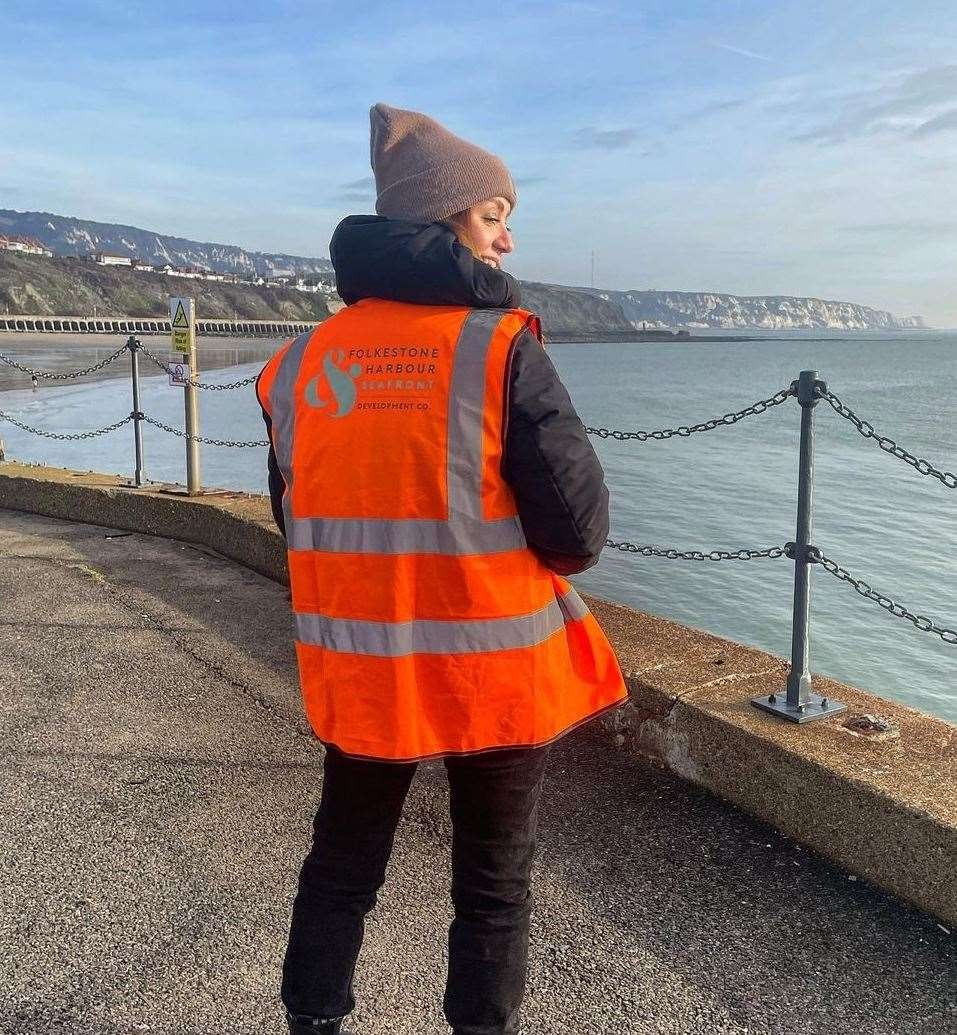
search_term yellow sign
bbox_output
[169,296,195,356]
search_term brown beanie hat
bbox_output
[369,102,517,223]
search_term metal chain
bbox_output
[0,344,129,382]
[585,386,794,441]
[0,406,264,446]
[140,413,269,448]
[138,343,258,391]
[819,388,957,489]
[0,410,133,440]
[816,550,957,645]
[605,539,786,561]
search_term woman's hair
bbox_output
[443,210,481,260]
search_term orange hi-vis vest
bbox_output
[258,298,627,762]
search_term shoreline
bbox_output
[0,332,283,391]
[547,331,758,343]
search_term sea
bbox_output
[0,329,954,724]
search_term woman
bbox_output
[258,102,627,1035]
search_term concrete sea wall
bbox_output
[0,459,954,926]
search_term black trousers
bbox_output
[281,743,551,1035]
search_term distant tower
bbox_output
[590,250,596,289]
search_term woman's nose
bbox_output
[496,226,515,255]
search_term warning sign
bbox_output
[167,359,191,387]
[169,296,195,355]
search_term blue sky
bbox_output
[4,0,957,324]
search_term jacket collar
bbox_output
[329,215,521,310]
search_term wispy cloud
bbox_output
[840,221,957,239]
[911,107,957,137]
[337,176,375,202]
[683,97,751,123]
[709,42,771,62]
[793,64,957,144]
[570,127,638,150]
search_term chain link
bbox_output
[605,539,786,561]
[138,343,258,391]
[819,388,956,489]
[0,344,129,382]
[140,413,269,448]
[0,410,133,440]
[585,386,794,441]
[816,551,957,645]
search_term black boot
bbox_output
[286,1010,354,1035]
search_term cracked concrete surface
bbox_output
[1,507,955,1035]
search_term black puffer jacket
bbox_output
[261,215,609,575]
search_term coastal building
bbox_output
[0,234,53,257]
[93,252,133,267]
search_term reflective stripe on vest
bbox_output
[294,586,590,657]
[270,309,526,555]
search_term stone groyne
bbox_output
[0,459,954,928]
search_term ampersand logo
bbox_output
[304,348,363,417]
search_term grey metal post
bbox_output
[128,336,145,487]
[752,369,845,724]
[788,370,818,703]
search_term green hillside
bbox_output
[0,252,332,323]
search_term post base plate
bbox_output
[750,692,847,724]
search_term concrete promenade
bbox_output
[1,507,954,1035]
